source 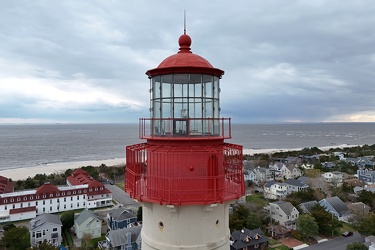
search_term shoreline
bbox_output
[0,158,125,181]
[0,144,359,181]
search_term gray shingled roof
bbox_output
[321,196,348,215]
[299,201,318,213]
[108,207,136,221]
[284,178,307,187]
[271,201,295,215]
[107,225,142,247]
[264,180,276,188]
[30,213,62,230]
[75,209,100,226]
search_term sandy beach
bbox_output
[0,144,358,181]
[0,158,125,181]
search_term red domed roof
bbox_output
[146,33,224,77]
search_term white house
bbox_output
[321,172,343,185]
[280,165,302,179]
[263,181,288,200]
[266,201,299,230]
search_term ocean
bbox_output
[0,123,374,170]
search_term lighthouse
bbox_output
[125,28,244,250]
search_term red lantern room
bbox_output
[125,31,244,206]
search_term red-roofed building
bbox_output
[0,176,14,194]
[0,169,112,223]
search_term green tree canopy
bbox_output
[229,204,251,232]
[0,226,30,250]
[296,214,319,240]
[356,212,375,236]
[310,204,342,236]
[357,190,375,210]
[346,242,368,250]
[60,210,75,231]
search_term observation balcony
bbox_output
[139,117,231,140]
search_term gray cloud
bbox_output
[1,0,375,123]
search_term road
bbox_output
[104,183,140,208]
[300,232,364,250]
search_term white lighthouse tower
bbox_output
[125,28,244,250]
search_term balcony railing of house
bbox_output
[139,118,231,140]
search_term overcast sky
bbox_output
[1,0,375,124]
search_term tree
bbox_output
[310,204,342,236]
[346,242,368,250]
[27,240,60,250]
[229,204,251,232]
[80,234,95,250]
[356,213,375,236]
[60,210,75,231]
[296,214,319,240]
[357,190,375,210]
[0,226,30,250]
[245,212,262,230]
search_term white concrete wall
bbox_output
[141,201,232,250]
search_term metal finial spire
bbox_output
[184,10,186,34]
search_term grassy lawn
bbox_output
[115,182,124,190]
[245,193,269,207]
[340,222,355,233]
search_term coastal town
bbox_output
[0,145,374,249]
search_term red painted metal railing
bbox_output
[125,142,244,205]
[139,118,231,140]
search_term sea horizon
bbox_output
[0,122,374,172]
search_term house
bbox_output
[319,196,348,221]
[0,169,112,223]
[230,228,269,250]
[284,179,309,194]
[344,179,364,188]
[348,202,370,215]
[98,225,142,250]
[266,201,299,230]
[280,165,302,179]
[107,207,137,231]
[322,162,336,169]
[357,169,375,184]
[74,209,102,239]
[254,167,272,183]
[29,213,62,247]
[0,176,14,194]
[321,172,343,185]
[244,170,257,183]
[266,224,290,240]
[263,181,287,200]
[299,201,319,214]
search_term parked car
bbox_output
[342,231,353,237]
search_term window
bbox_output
[50,194,53,198]
[30,196,33,200]
[4,205,7,210]
[64,198,66,202]
[10,199,14,202]
[77,196,79,200]
[43,201,45,205]
[36,196,39,199]
[64,205,66,209]
[73,191,76,194]
[78,190,81,194]
[62,192,65,195]
[43,208,45,212]
[12,204,15,209]
[71,197,73,201]
[43,195,46,198]
[36,201,38,205]
[53,228,57,232]
[36,232,41,238]
[4,199,7,203]
[71,204,73,208]
[50,207,52,211]
[50,200,52,204]
[24,197,27,201]
[77,203,79,207]
[17,198,20,201]
[21,203,23,208]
